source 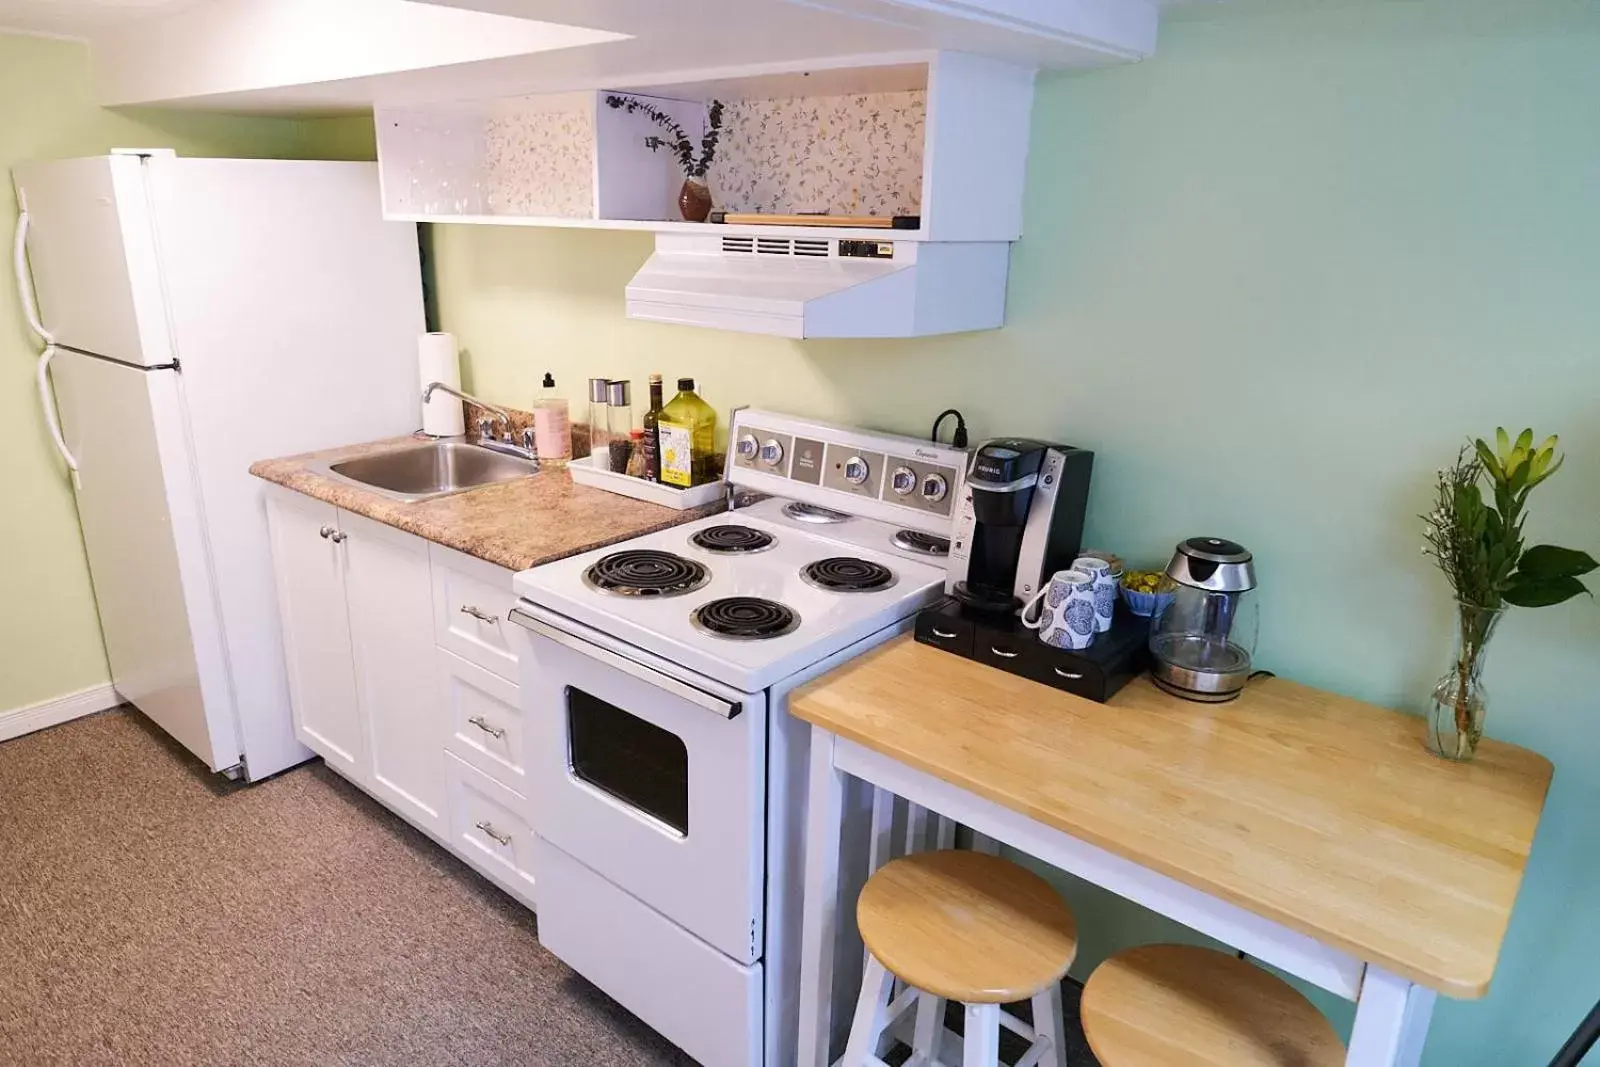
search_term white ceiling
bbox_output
[0,0,202,36]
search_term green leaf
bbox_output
[1475,440,1504,483]
[1496,427,1511,456]
[1503,574,1591,608]
[1517,545,1600,580]
[1514,428,1534,454]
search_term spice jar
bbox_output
[605,380,633,473]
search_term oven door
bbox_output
[511,604,767,964]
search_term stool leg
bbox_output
[964,1003,1001,1067]
[909,989,946,1066]
[1030,984,1069,1067]
[843,955,896,1067]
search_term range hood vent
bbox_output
[719,235,832,258]
[627,232,1010,339]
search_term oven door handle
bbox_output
[509,607,743,719]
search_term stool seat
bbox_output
[856,850,1079,1004]
[1081,944,1345,1067]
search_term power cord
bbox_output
[931,409,968,449]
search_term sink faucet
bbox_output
[421,381,539,467]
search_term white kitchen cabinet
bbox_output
[264,490,362,779]
[340,510,447,837]
[265,484,530,899]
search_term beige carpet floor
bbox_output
[0,708,694,1067]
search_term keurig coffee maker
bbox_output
[919,437,1149,702]
[946,438,1094,612]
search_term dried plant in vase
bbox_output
[1420,428,1594,759]
[604,94,726,222]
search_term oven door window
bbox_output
[566,686,689,836]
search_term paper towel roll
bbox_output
[418,332,465,437]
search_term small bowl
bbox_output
[1120,580,1177,618]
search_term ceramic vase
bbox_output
[678,177,712,223]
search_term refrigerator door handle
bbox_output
[13,200,81,480]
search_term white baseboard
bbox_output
[0,683,122,743]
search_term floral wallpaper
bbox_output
[483,106,595,218]
[708,90,925,218]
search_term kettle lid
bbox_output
[1167,537,1256,591]
[1178,537,1251,564]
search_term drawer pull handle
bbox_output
[468,715,505,739]
[931,628,958,639]
[475,820,512,846]
[990,646,1020,659]
[460,604,499,624]
[1053,668,1085,680]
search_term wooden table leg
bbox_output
[798,729,847,1067]
[1346,965,1437,1067]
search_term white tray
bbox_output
[566,452,724,510]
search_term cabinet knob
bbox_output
[329,530,348,544]
[475,820,512,847]
[319,525,335,540]
[467,715,506,739]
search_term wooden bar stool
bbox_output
[843,849,1078,1067]
[1080,944,1346,1066]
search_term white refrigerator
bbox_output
[12,151,425,781]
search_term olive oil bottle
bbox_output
[656,377,716,487]
[640,373,665,482]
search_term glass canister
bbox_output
[587,378,610,462]
[1148,538,1258,702]
[605,379,634,473]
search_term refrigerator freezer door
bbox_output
[11,155,174,366]
[146,157,425,780]
[50,352,241,772]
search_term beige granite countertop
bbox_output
[250,436,724,572]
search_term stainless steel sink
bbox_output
[312,440,539,503]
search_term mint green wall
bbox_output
[431,0,1600,1059]
[0,31,377,713]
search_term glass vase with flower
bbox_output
[1421,428,1594,760]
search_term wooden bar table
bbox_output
[791,636,1552,1067]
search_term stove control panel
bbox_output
[725,409,967,532]
[732,430,794,477]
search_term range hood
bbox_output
[625,232,1012,339]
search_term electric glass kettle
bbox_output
[1149,538,1258,702]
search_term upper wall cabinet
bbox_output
[375,54,1031,244]
[375,53,1036,339]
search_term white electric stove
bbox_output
[510,410,968,1067]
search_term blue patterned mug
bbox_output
[1019,569,1097,650]
[1073,555,1122,634]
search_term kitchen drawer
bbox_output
[535,836,762,1067]
[439,647,526,796]
[444,751,536,910]
[431,545,518,681]
[913,597,974,656]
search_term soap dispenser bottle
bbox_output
[533,372,571,468]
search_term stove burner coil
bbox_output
[690,525,776,554]
[783,502,851,525]
[691,597,800,640]
[892,530,951,557]
[583,550,709,597]
[800,557,897,593]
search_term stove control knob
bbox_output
[920,472,949,503]
[890,466,917,496]
[735,433,759,461]
[843,455,871,486]
[759,438,785,467]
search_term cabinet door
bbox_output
[339,509,446,836]
[264,488,362,778]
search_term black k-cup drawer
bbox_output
[914,599,974,657]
